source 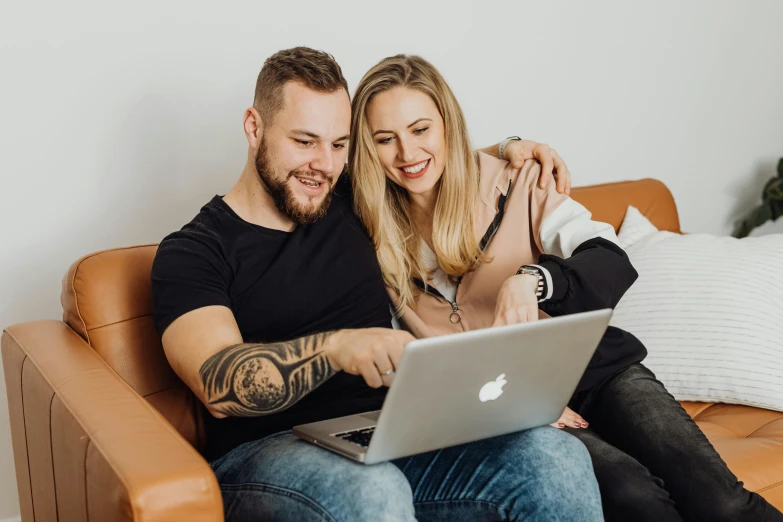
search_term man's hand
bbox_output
[325,328,415,388]
[492,274,541,327]
[551,407,588,429]
[503,140,571,195]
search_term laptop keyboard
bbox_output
[334,427,375,448]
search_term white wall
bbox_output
[1,0,782,517]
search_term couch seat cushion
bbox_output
[682,401,783,508]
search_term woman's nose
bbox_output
[397,137,416,164]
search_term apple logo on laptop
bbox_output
[479,374,507,402]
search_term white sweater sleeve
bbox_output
[539,199,619,259]
[531,199,620,302]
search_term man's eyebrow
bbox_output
[291,130,349,142]
[372,118,432,137]
[291,129,320,139]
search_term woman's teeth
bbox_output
[402,160,428,174]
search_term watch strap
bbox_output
[516,265,545,299]
[498,136,522,161]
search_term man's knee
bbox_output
[215,435,416,521]
[221,465,414,522]
[284,456,415,522]
[500,427,602,517]
[526,426,595,477]
[339,461,416,519]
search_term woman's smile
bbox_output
[398,159,430,179]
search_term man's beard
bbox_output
[254,140,333,226]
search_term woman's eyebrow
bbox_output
[407,118,432,128]
[372,118,433,137]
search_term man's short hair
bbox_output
[254,47,349,124]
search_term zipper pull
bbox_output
[449,302,462,324]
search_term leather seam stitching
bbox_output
[144,386,181,400]
[88,314,152,332]
[70,258,91,346]
[49,391,60,521]
[20,355,36,522]
[757,480,783,493]
[85,314,152,333]
[687,404,714,420]
[4,326,213,521]
[745,417,783,438]
[84,438,90,522]
[698,420,744,439]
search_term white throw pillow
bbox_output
[610,206,783,411]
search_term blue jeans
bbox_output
[210,426,603,522]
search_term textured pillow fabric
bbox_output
[616,205,671,249]
[610,206,783,411]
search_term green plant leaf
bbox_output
[732,156,783,238]
[771,199,783,222]
[766,177,783,201]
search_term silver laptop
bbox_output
[293,308,612,464]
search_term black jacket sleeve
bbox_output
[538,237,638,316]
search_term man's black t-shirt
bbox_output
[151,178,392,461]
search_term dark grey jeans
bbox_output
[566,363,783,522]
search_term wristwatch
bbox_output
[516,265,545,299]
[498,136,521,161]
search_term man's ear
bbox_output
[244,107,263,149]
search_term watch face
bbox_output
[517,267,544,297]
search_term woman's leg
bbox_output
[564,426,683,522]
[576,363,783,522]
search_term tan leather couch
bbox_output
[3,179,783,521]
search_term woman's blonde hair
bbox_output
[349,55,485,313]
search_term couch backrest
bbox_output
[570,178,681,233]
[59,178,680,452]
[61,245,204,450]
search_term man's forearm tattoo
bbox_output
[199,331,336,417]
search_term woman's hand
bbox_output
[503,139,571,195]
[492,274,541,327]
[551,407,589,429]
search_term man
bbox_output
[152,47,601,522]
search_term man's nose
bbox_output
[310,144,335,174]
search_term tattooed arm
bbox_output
[198,332,336,417]
[161,305,414,419]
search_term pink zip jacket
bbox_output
[391,153,646,392]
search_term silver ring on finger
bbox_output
[380,368,395,377]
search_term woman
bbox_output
[348,54,782,522]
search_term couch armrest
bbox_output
[2,321,223,522]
